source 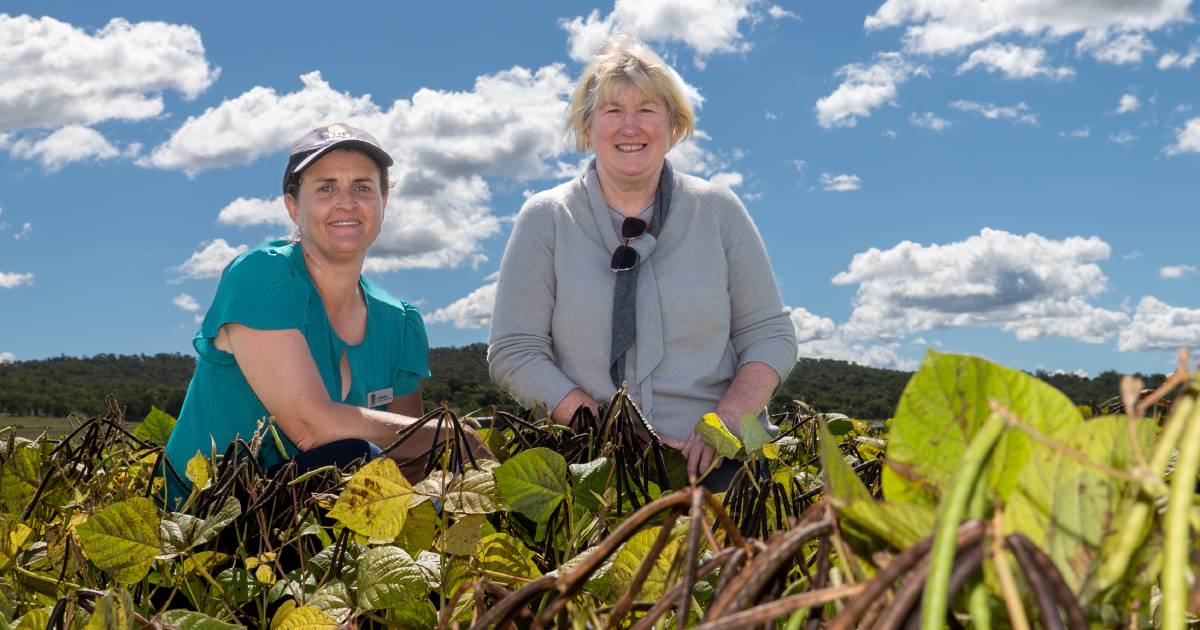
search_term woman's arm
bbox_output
[223,323,488,463]
[488,197,590,419]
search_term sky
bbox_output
[1,1,1199,379]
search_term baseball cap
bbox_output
[282,123,393,194]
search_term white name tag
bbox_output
[368,388,394,407]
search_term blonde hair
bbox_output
[567,33,695,152]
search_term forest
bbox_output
[0,343,1166,421]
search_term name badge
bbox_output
[368,388,394,407]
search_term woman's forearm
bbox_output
[715,361,780,432]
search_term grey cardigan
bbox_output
[487,163,797,442]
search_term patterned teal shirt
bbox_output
[162,240,429,507]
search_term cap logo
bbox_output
[323,124,351,139]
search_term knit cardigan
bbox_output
[487,163,797,442]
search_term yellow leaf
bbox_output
[271,603,337,630]
[76,497,162,584]
[255,563,276,585]
[327,458,413,541]
[185,451,212,492]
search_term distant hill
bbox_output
[0,345,1167,422]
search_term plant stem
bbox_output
[920,412,1005,630]
[1160,388,1200,630]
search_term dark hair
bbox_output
[284,147,391,200]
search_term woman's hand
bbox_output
[552,388,601,428]
[676,431,723,482]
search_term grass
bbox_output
[1,415,78,440]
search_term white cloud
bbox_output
[865,0,1188,56]
[910,111,951,130]
[788,307,836,343]
[1049,367,1089,378]
[1076,30,1155,65]
[217,196,290,227]
[0,14,218,131]
[1124,249,1144,260]
[815,52,928,128]
[768,5,798,20]
[1166,117,1200,155]
[9,125,119,171]
[1160,264,1197,279]
[172,239,247,280]
[0,271,34,288]
[819,173,861,192]
[1158,46,1200,69]
[0,352,13,363]
[1116,93,1141,114]
[882,129,898,139]
[172,293,201,312]
[949,100,1037,125]
[832,228,1128,344]
[13,222,31,241]
[428,282,497,329]
[560,0,772,67]
[956,43,1074,79]
[709,171,743,189]
[791,159,806,173]
[1118,296,1200,352]
[1059,127,1090,138]
[1108,130,1137,144]
[764,111,780,120]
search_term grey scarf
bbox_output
[610,160,673,388]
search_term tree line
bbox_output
[0,344,1166,423]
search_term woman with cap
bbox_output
[163,123,491,509]
[488,35,796,490]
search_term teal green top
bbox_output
[162,240,429,508]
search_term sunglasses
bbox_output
[611,217,650,272]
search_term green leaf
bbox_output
[186,451,213,492]
[270,603,337,630]
[738,413,774,456]
[569,457,612,511]
[133,406,177,446]
[327,457,413,542]
[396,499,438,556]
[0,576,15,620]
[476,533,541,589]
[356,546,428,612]
[12,606,53,630]
[215,567,262,607]
[444,515,486,556]
[883,350,1083,509]
[0,517,33,571]
[1006,415,1158,595]
[83,589,135,630]
[594,526,683,604]
[817,418,870,504]
[76,497,162,584]
[388,601,438,630]
[839,500,936,550]
[160,496,241,554]
[160,610,246,630]
[308,581,352,622]
[0,441,43,512]
[443,466,503,515]
[695,413,742,459]
[413,550,443,589]
[492,447,568,524]
[823,413,854,436]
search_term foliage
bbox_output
[1,350,1197,628]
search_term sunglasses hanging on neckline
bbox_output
[611,216,649,272]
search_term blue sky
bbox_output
[1,1,1199,378]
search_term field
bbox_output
[0,414,75,440]
[1,349,1198,628]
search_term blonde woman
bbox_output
[488,35,796,489]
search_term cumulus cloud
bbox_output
[1166,117,1200,155]
[1116,93,1141,114]
[428,282,497,329]
[788,307,836,343]
[172,293,201,312]
[217,196,290,227]
[1118,296,1200,352]
[949,100,1038,125]
[864,0,1188,56]
[560,0,779,67]
[819,173,861,192]
[1076,30,1155,65]
[1059,127,1090,139]
[1160,264,1197,279]
[172,239,247,280]
[832,228,1128,344]
[767,5,798,20]
[1158,46,1200,69]
[956,43,1074,79]
[0,352,13,363]
[13,222,32,241]
[815,52,928,128]
[910,111,950,130]
[709,171,744,189]
[0,14,218,131]
[0,270,34,288]
[9,125,120,171]
[788,306,915,370]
